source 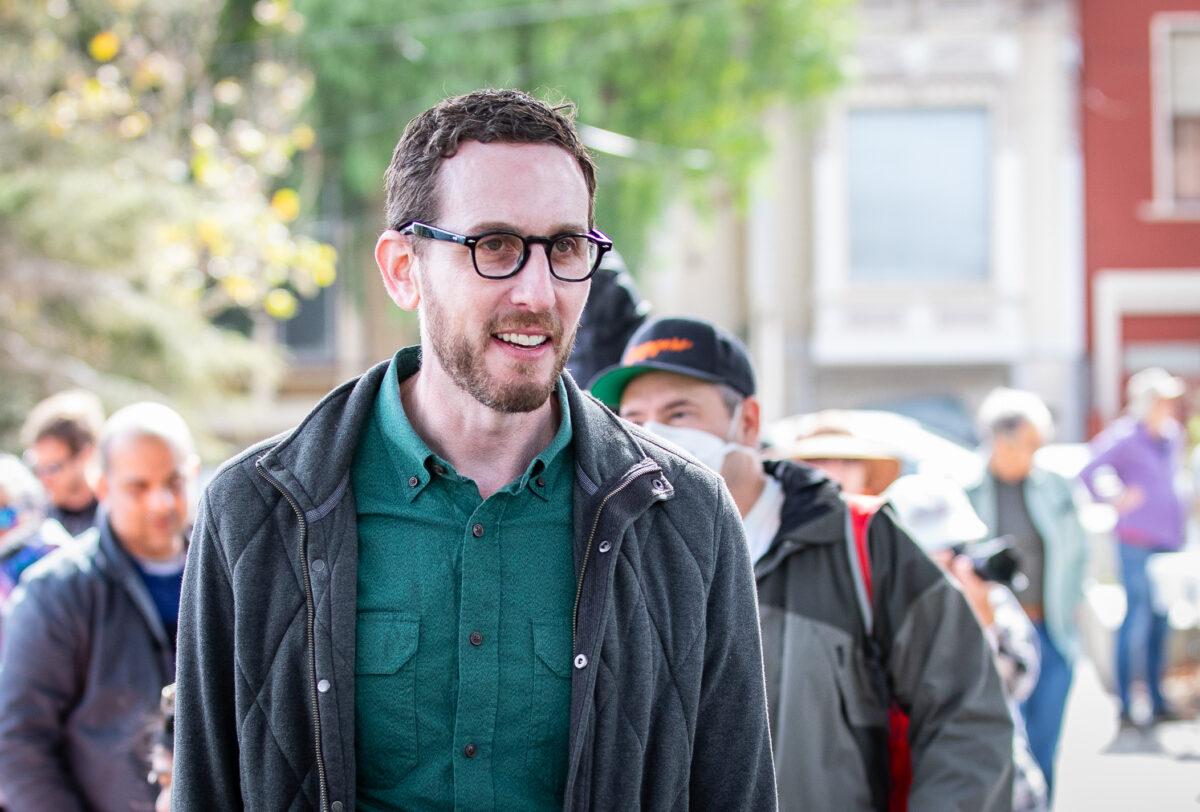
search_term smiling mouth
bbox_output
[495,332,550,348]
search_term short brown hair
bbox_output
[20,390,105,455]
[384,89,598,231]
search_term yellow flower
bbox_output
[88,31,121,63]
[313,262,336,288]
[117,112,149,139]
[221,275,259,307]
[264,288,298,319]
[196,218,224,248]
[270,188,301,222]
[291,124,316,151]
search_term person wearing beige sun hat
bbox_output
[782,428,905,496]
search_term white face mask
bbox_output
[644,403,745,475]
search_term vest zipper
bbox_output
[572,460,659,648]
[257,461,329,812]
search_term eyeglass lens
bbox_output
[474,233,599,280]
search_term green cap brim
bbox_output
[588,362,725,408]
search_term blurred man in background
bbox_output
[968,387,1088,797]
[0,454,72,604]
[594,315,1014,811]
[0,402,195,812]
[20,390,105,536]
[1080,368,1188,729]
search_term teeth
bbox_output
[497,333,548,347]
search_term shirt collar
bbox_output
[519,376,572,502]
[374,347,441,501]
[373,346,573,502]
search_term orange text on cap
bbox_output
[624,337,695,364]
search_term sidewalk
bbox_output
[1055,659,1200,810]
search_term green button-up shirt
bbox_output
[352,347,576,810]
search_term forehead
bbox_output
[32,435,73,458]
[435,140,590,231]
[620,370,724,411]
[105,434,184,476]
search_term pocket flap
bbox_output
[532,621,572,678]
[356,612,419,675]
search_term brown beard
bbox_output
[423,287,576,413]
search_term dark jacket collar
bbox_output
[92,507,174,648]
[256,348,664,516]
[755,459,843,576]
[562,368,664,492]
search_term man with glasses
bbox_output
[174,90,776,811]
[20,390,105,536]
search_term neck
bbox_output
[401,350,559,499]
[726,456,769,518]
[58,486,95,512]
[120,534,185,565]
[988,460,1025,485]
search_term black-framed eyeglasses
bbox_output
[398,221,613,282]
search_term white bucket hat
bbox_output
[884,474,988,552]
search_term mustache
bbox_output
[485,311,562,340]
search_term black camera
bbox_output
[949,536,1028,592]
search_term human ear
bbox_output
[740,396,762,447]
[94,471,109,503]
[376,230,421,311]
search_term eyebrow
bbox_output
[469,221,590,236]
[660,398,698,413]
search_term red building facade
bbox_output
[1081,0,1200,431]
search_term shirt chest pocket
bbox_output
[355,612,420,790]
[528,620,572,797]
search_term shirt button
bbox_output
[598,540,612,554]
[472,523,485,538]
[469,631,483,646]
[463,743,477,758]
[311,559,326,573]
[332,803,344,812]
[432,464,446,477]
[317,679,330,693]
[574,654,588,670]
[536,476,546,488]
[408,475,419,488]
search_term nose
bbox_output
[508,245,556,312]
[146,485,177,514]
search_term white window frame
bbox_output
[815,91,1009,300]
[1092,269,1200,421]
[1148,12,1200,220]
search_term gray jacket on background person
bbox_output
[172,359,777,811]
[757,460,1013,811]
[0,513,173,812]
[967,468,1088,660]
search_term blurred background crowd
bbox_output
[2,0,1200,809]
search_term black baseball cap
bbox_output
[588,317,756,407]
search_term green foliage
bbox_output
[289,0,849,270]
[0,0,333,454]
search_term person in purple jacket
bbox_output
[1079,367,1188,728]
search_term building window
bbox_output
[846,107,991,282]
[1153,16,1200,212]
[1168,29,1200,203]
